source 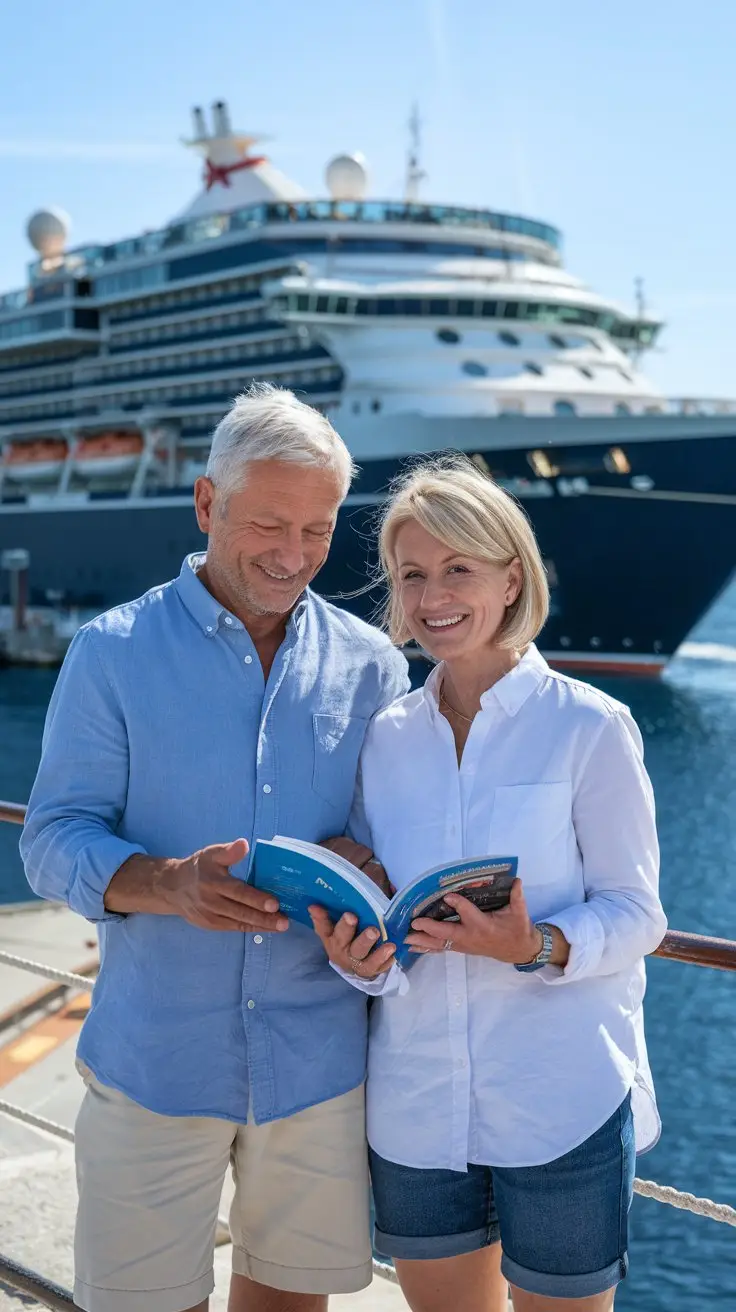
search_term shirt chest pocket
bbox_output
[488,781,572,892]
[312,713,368,814]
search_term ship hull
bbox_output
[1,426,736,673]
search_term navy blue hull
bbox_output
[2,430,736,671]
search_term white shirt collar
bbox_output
[423,643,550,719]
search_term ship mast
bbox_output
[404,104,426,202]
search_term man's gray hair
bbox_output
[206,383,356,498]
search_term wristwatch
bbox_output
[514,923,555,973]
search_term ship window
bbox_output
[371,399,382,412]
[618,367,633,382]
[528,450,560,478]
[334,298,349,314]
[498,331,520,347]
[578,366,594,380]
[548,333,567,349]
[437,328,461,344]
[461,360,488,378]
[614,404,631,418]
[427,299,448,315]
[481,301,498,317]
[554,400,577,416]
[315,297,330,313]
[457,300,475,317]
[524,362,543,376]
[605,446,631,472]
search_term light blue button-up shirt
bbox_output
[21,555,409,1123]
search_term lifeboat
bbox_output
[1,438,68,483]
[72,431,143,479]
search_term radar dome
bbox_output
[26,208,71,259]
[325,154,368,202]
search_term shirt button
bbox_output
[225,617,233,625]
[263,784,272,794]
[206,625,213,633]
[247,999,256,1010]
[253,935,263,944]
[244,655,253,664]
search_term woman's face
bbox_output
[393,519,522,663]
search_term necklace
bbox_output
[440,686,475,725]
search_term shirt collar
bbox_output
[423,643,550,719]
[175,552,309,638]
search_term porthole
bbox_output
[548,334,567,350]
[461,360,488,378]
[437,328,461,345]
[554,400,577,416]
[524,362,543,376]
[578,366,594,380]
[614,403,631,416]
[498,331,520,347]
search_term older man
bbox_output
[21,384,409,1312]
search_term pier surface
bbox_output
[0,904,408,1311]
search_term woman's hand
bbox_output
[405,879,559,964]
[309,906,397,979]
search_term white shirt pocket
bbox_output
[488,781,572,897]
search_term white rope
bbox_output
[0,1098,75,1143]
[0,948,95,991]
[634,1177,736,1226]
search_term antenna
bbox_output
[633,276,647,365]
[405,103,426,202]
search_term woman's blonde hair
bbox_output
[378,455,550,650]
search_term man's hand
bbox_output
[404,879,568,966]
[320,836,393,896]
[105,839,289,933]
[309,906,396,980]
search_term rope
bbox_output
[0,1254,76,1311]
[634,1177,736,1226]
[0,950,95,992]
[0,1099,75,1143]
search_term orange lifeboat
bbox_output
[2,438,68,483]
[73,431,143,479]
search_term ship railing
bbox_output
[0,798,735,1310]
[662,397,736,416]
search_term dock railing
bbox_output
[1,797,735,1309]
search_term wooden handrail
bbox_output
[0,800,25,824]
[652,930,736,972]
[1,798,735,971]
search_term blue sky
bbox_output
[1,0,734,397]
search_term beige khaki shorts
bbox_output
[73,1066,372,1312]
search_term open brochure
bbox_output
[251,837,518,969]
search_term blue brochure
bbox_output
[251,837,518,969]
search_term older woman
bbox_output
[310,456,666,1312]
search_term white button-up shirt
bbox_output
[349,645,666,1172]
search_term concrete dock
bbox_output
[0,902,409,1311]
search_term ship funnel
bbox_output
[191,106,207,139]
[212,100,232,137]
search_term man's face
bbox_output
[194,459,344,617]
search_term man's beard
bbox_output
[226,556,307,618]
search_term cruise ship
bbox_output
[1,100,735,674]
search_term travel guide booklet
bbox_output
[251,837,518,969]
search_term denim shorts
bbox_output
[369,1093,635,1300]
